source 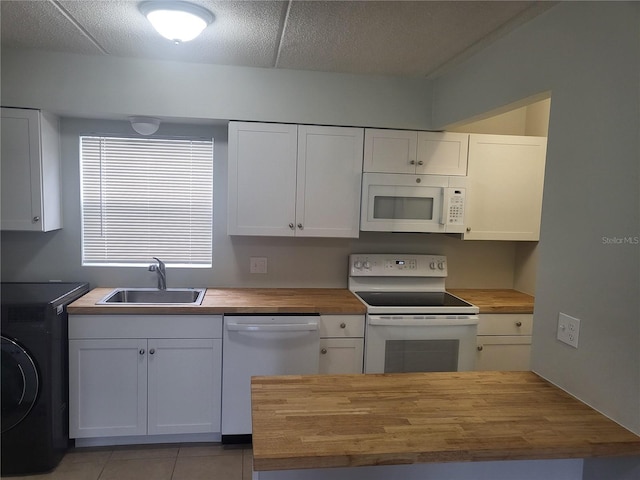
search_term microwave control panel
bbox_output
[445,188,465,226]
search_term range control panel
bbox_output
[349,254,447,277]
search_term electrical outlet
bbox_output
[557,313,580,348]
[250,257,268,274]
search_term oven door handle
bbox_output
[226,322,319,332]
[368,316,479,327]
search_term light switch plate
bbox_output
[250,257,268,274]
[557,313,580,348]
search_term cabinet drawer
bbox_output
[477,314,532,336]
[319,315,364,338]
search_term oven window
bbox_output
[384,339,459,373]
[373,196,434,220]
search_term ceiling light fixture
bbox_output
[140,1,214,44]
[129,116,161,135]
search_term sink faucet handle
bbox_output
[152,257,165,268]
[150,257,167,290]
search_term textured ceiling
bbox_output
[0,0,553,78]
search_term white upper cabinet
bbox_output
[464,134,547,241]
[227,122,298,236]
[1,107,62,231]
[296,125,364,237]
[364,129,468,176]
[228,122,364,238]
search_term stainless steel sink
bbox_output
[97,288,206,305]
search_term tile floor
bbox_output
[1,443,253,480]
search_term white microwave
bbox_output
[360,173,467,233]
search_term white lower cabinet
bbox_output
[475,314,533,371]
[69,338,148,437]
[319,315,364,374]
[69,315,222,440]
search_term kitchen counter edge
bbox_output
[67,287,368,315]
[449,288,534,314]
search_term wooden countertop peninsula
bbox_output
[449,289,535,314]
[251,371,640,471]
[67,287,367,315]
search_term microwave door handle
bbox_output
[440,189,447,225]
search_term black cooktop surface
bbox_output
[355,291,472,308]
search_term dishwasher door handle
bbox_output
[226,322,319,332]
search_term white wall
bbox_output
[432,2,640,433]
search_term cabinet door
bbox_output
[363,129,417,174]
[475,336,531,371]
[1,108,61,232]
[69,339,147,438]
[465,134,547,240]
[319,338,364,374]
[296,126,364,237]
[416,132,468,175]
[228,122,298,236]
[147,338,222,435]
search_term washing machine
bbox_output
[1,282,90,476]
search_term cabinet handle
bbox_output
[32,216,40,223]
[477,345,484,351]
[320,348,327,354]
[417,160,424,166]
[149,348,155,354]
[466,227,471,232]
[340,322,346,329]
[289,223,294,229]
[297,223,303,230]
[515,321,523,327]
[409,160,416,165]
[139,349,145,355]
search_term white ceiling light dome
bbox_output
[140,1,214,44]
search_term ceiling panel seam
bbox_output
[48,0,109,55]
[273,0,293,68]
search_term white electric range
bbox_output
[349,254,479,373]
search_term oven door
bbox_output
[364,314,478,374]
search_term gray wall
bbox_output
[1,48,433,129]
[1,117,520,290]
[432,2,640,433]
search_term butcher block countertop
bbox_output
[251,371,640,471]
[448,289,535,314]
[67,287,367,315]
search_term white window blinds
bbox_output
[80,136,213,267]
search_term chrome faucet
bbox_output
[148,257,167,290]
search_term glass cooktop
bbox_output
[355,291,472,308]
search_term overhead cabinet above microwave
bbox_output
[363,129,469,176]
[228,122,364,238]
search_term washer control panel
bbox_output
[349,254,447,277]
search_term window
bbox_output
[80,136,213,267]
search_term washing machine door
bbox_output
[1,336,39,433]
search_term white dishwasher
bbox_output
[221,314,320,442]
